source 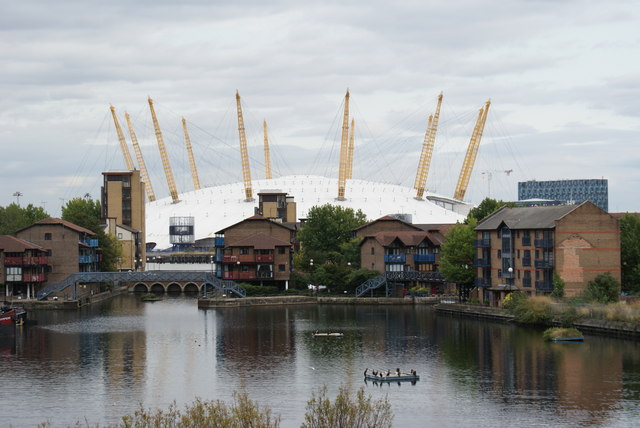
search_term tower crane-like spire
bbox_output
[182,118,201,191]
[346,118,355,180]
[110,106,135,171]
[236,90,253,201]
[263,120,272,179]
[454,100,491,201]
[337,89,350,200]
[414,92,443,199]
[125,112,156,202]
[148,97,179,203]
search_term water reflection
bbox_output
[0,296,639,427]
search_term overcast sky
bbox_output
[1,0,638,216]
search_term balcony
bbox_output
[222,271,256,280]
[256,254,274,263]
[222,255,238,263]
[414,254,435,263]
[81,239,99,247]
[214,237,225,247]
[215,253,223,262]
[474,238,491,248]
[22,273,45,282]
[238,254,256,263]
[256,271,274,279]
[475,258,491,268]
[534,238,553,248]
[535,260,553,269]
[475,277,491,288]
[535,280,553,292]
[384,254,406,263]
[79,255,95,264]
[385,270,444,282]
[4,257,24,266]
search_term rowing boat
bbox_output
[313,332,343,337]
[364,373,420,382]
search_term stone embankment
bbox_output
[197,295,442,308]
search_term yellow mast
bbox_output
[263,120,272,179]
[453,100,491,201]
[125,112,156,202]
[346,118,355,180]
[414,92,443,199]
[235,91,253,201]
[182,118,201,191]
[337,89,350,200]
[109,106,135,171]
[148,97,179,203]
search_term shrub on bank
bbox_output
[39,386,392,428]
[503,293,553,326]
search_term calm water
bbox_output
[1,295,640,428]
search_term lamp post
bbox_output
[508,267,514,287]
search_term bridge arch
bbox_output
[184,283,199,293]
[150,283,165,294]
[167,283,182,293]
[133,283,149,293]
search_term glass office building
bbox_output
[518,179,608,212]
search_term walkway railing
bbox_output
[36,270,246,300]
[355,275,387,297]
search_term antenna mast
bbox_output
[125,112,156,202]
[236,91,253,201]
[148,97,179,203]
[110,106,135,171]
[182,118,201,190]
[337,89,350,200]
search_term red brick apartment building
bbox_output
[0,235,48,299]
[16,218,100,285]
[215,215,296,289]
[355,216,451,294]
[474,201,620,306]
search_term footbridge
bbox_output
[36,271,246,301]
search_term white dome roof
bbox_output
[146,175,469,249]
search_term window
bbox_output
[371,263,375,270]
[240,248,249,255]
[497,249,502,259]
[278,247,285,254]
[278,264,286,272]
[117,233,123,239]
[517,249,520,259]
[44,233,52,241]
[371,247,375,255]
[498,269,502,278]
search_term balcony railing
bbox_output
[238,254,256,263]
[535,260,553,269]
[214,237,225,247]
[384,254,406,263]
[256,271,274,279]
[215,253,223,262]
[414,254,435,263]
[22,273,45,282]
[474,238,491,248]
[475,258,491,268]
[535,280,553,292]
[4,257,24,266]
[222,271,257,280]
[79,255,98,264]
[522,277,532,287]
[81,239,99,247]
[4,256,48,266]
[256,254,274,263]
[222,255,238,263]
[384,270,444,282]
[475,277,491,288]
[534,238,553,248]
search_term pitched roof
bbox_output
[354,215,423,232]
[19,217,96,235]
[362,230,438,247]
[216,215,296,234]
[231,233,291,249]
[0,235,47,253]
[475,204,579,231]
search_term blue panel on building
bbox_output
[517,179,608,211]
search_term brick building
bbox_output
[474,201,620,306]
[356,216,450,294]
[215,216,296,289]
[16,218,100,285]
[0,235,48,299]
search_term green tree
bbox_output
[297,204,367,260]
[0,203,49,235]
[620,214,640,294]
[466,197,515,224]
[583,272,620,304]
[550,272,565,298]
[61,197,122,272]
[439,218,477,285]
[301,385,393,428]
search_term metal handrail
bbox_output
[355,275,387,297]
